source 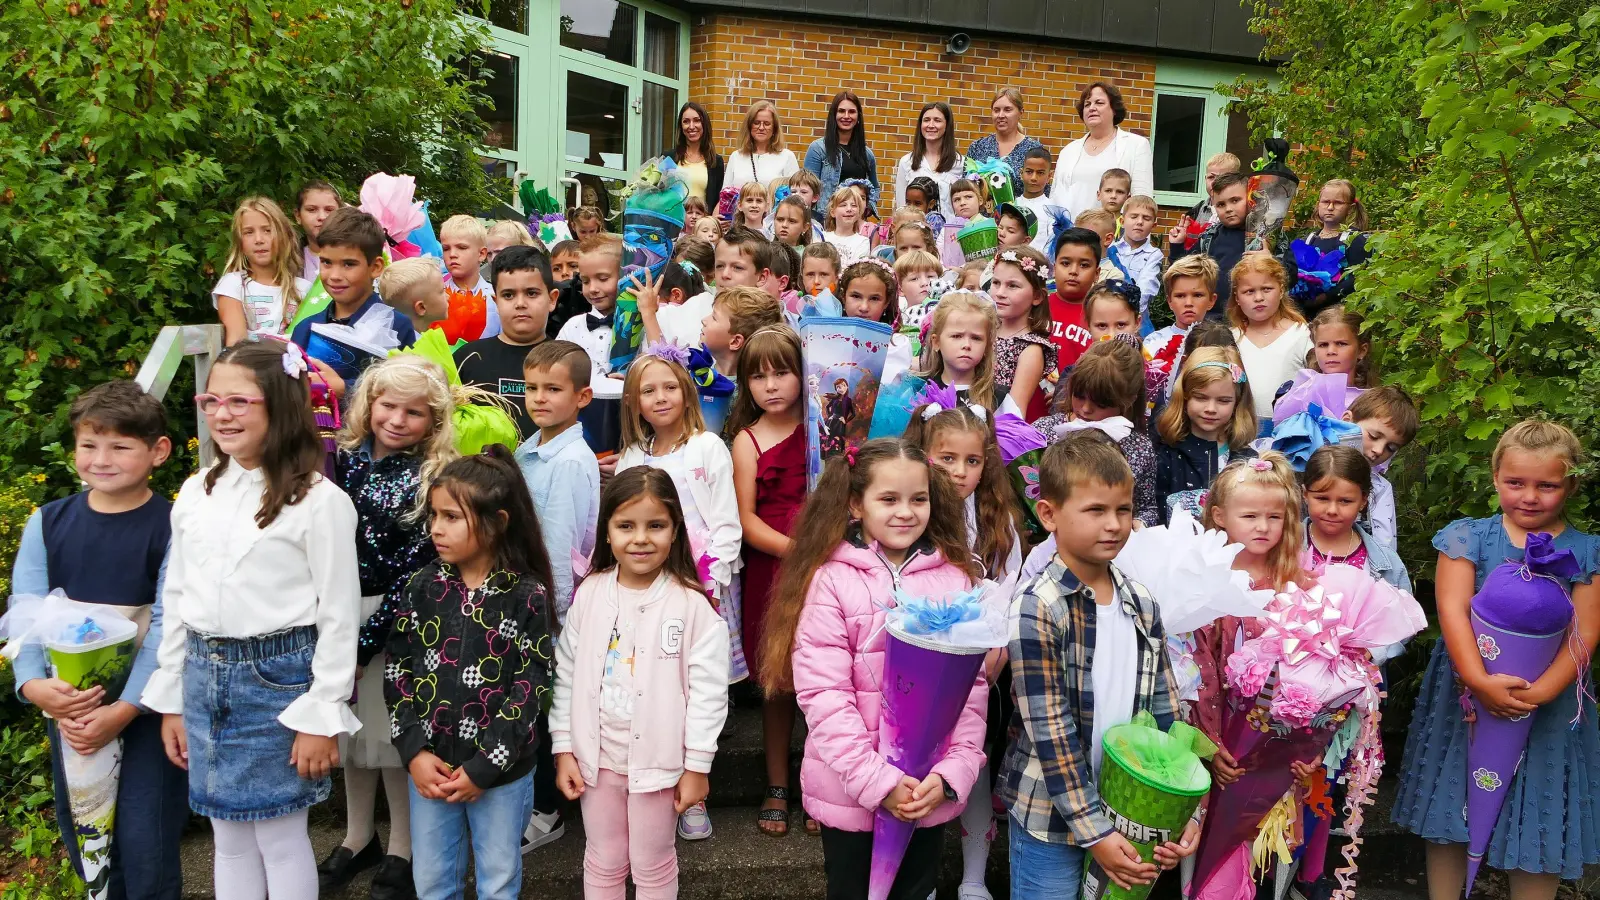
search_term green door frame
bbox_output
[468,0,691,211]
[1151,58,1277,209]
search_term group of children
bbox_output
[10,145,1597,900]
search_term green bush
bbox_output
[0,0,500,494]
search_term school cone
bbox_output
[1461,533,1583,896]
[867,626,987,900]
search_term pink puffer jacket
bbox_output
[792,540,989,831]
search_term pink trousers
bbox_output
[580,769,679,900]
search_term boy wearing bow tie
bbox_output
[453,245,557,438]
[555,234,625,385]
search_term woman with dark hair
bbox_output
[1050,81,1153,218]
[803,91,880,216]
[667,101,725,206]
[966,87,1044,194]
[892,101,965,218]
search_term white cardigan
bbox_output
[1050,129,1154,218]
[893,152,968,219]
[616,431,743,593]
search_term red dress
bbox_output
[740,425,807,680]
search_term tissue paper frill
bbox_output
[1253,402,1361,471]
[1289,241,1347,304]
[403,331,521,453]
[360,173,427,258]
[1272,370,1364,425]
[1109,509,1275,703]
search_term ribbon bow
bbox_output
[1262,584,1356,666]
[280,341,308,380]
[1052,416,1134,443]
[686,346,737,398]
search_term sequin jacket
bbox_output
[336,449,438,667]
[385,563,553,789]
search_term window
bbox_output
[561,0,637,65]
[459,0,525,34]
[1152,60,1278,208]
[642,82,678,161]
[457,51,519,151]
[565,71,628,169]
[1152,94,1206,195]
[643,13,679,78]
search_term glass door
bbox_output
[560,58,640,226]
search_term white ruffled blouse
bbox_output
[141,464,363,737]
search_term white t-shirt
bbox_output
[1233,322,1313,421]
[212,272,313,339]
[824,232,871,266]
[1016,193,1057,254]
[598,584,647,773]
[1090,595,1139,777]
[724,149,800,190]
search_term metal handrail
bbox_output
[134,324,223,468]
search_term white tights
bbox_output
[342,765,412,859]
[211,810,316,900]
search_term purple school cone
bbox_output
[868,627,987,900]
[1461,532,1581,896]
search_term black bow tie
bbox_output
[586,310,614,331]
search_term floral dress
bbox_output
[992,332,1057,421]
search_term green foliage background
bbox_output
[0,0,499,490]
[0,0,497,891]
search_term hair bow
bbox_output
[281,342,308,380]
[773,184,792,204]
[844,446,859,467]
[1099,278,1141,304]
[920,402,988,423]
[1052,416,1134,443]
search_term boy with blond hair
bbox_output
[893,249,943,310]
[554,234,626,383]
[1109,195,1164,328]
[378,257,451,334]
[1097,168,1133,217]
[1190,152,1242,225]
[441,214,499,337]
[1144,255,1220,358]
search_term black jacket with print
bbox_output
[385,562,554,789]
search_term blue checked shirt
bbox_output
[997,558,1177,844]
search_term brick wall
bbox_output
[688,14,1161,218]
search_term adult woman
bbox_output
[966,88,1044,195]
[667,101,725,206]
[1050,81,1153,218]
[892,102,965,218]
[725,100,800,192]
[803,91,880,215]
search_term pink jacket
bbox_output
[550,570,731,793]
[792,540,989,831]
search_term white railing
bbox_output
[134,324,224,468]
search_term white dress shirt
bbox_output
[141,465,363,737]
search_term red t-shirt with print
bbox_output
[1047,292,1092,373]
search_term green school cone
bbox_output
[1082,712,1216,900]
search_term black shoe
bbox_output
[369,855,416,900]
[317,836,383,891]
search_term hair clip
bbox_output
[679,259,700,276]
[281,342,308,380]
[844,446,859,468]
[1235,457,1274,483]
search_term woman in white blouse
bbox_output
[893,101,966,218]
[144,340,361,898]
[1050,81,1154,218]
[724,100,800,193]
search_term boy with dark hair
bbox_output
[454,245,557,439]
[10,380,188,900]
[1344,385,1419,553]
[290,206,418,351]
[999,433,1198,899]
[1016,146,1057,253]
[1048,227,1103,373]
[1167,171,1254,313]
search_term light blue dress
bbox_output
[1391,515,1600,877]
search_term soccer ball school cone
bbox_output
[1462,532,1581,896]
[1082,713,1215,900]
[868,625,987,900]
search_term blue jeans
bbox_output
[1009,817,1087,900]
[48,714,189,900]
[409,769,534,900]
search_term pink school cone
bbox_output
[1462,612,1564,895]
[867,629,986,900]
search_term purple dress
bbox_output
[740,426,807,680]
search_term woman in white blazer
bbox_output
[1050,81,1154,218]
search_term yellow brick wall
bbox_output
[688,13,1159,218]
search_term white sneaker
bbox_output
[677,802,713,840]
[958,884,993,900]
[520,809,565,854]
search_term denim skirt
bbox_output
[182,626,331,821]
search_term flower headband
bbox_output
[641,340,690,369]
[995,249,1041,275]
[853,256,898,291]
[1191,360,1247,383]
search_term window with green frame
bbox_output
[1151,60,1275,209]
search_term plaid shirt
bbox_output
[997,557,1177,845]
